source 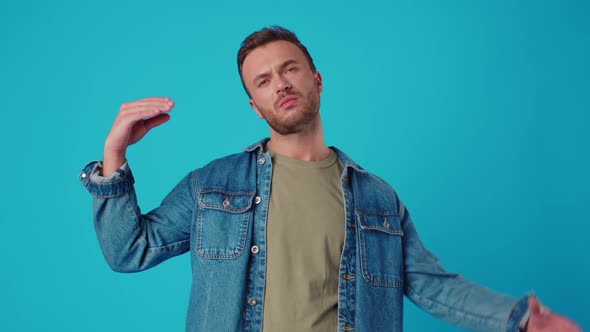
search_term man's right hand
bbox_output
[102,97,174,177]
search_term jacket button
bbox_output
[254,196,261,204]
[251,246,260,254]
[248,298,257,306]
[81,173,87,178]
[258,157,266,165]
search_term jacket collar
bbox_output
[243,138,366,173]
[242,138,269,153]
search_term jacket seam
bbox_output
[406,283,505,329]
[145,239,191,251]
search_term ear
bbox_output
[314,72,323,93]
[249,99,264,119]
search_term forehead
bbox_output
[241,40,308,78]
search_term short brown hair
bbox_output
[237,26,317,97]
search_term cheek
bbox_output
[253,90,274,107]
[300,77,317,93]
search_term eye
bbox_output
[257,79,269,87]
[286,67,297,73]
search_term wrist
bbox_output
[102,151,126,177]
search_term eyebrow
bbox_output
[252,59,300,84]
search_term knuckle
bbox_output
[119,112,132,122]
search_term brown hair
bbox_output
[237,26,317,97]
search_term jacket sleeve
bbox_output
[399,200,530,332]
[78,160,194,272]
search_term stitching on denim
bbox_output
[120,190,147,252]
[406,284,504,328]
[331,146,366,174]
[198,202,253,213]
[87,174,134,198]
[200,188,256,195]
[197,192,255,213]
[362,227,404,235]
[356,210,398,216]
[195,206,250,260]
[357,212,404,235]
[90,162,133,186]
[191,169,199,205]
[146,239,190,252]
[124,190,140,218]
[357,213,403,288]
[196,205,204,255]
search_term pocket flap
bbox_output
[198,190,254,213]
[357,212,403,236]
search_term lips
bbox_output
[279,96,298,108]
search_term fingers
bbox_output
[124,107,170,122]
[105,96,175,150]
[119,97,173,115]
[121,100,173,112]
[120,98,174,113]
[120,96,172,110]
[144,113,171,131]
[117,99,174,124]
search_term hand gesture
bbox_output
[525,297,581,332]
[103,97,174,176]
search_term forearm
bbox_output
[399,201,529,331]
[405,267,529,331]
[80,161,193,272]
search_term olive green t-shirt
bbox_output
[262,147,345,332]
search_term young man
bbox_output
[79,26,580,332]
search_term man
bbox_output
[79,26,580,331]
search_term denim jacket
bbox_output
[79,138,529,332]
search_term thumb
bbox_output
[144,113,171,131]
[528,296,542,314]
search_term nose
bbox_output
[275,76,291,94]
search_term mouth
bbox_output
[279,96,298,109]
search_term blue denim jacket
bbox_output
[79,138,529,332]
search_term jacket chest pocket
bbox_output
[356,211,404,287]
[196,190,254,259]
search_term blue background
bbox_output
[1,0,588,331]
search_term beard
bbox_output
[254,84,321,135]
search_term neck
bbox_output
[267,117,330,161]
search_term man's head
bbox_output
[238,26,317,96]
[238,26,323,136]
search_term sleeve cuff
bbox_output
[507,294,532,332]
[78,160,134,198]
[517,308,530,331]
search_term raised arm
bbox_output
[79,97,193,272]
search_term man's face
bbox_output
[241,40,323,135]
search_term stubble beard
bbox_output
[255,84,321,136]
